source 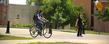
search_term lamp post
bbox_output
[5,0,10,34]
[6,20,10,34]
[90,0,95,31]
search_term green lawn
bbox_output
[20,42,87,44]
[0,35,32,40]
[62,29,109,35]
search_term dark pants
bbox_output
[35,21,43,35]
[77,26,83,36]
[82,26,85,34]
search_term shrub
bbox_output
[11,24,32,28]
[95,7,109,21]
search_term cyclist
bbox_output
[33,10,47,36]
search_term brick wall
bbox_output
[8,4,38,25]
[94,16,109,32]
[73,0,109,32]
[73,0,91,28]
[93,1,109,32]
[0,4,7,25]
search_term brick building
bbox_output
[73,0,109,32]
[0,0,39,27]
[0,0,8,26]
[94,0,109,32]
[8,4,37,25]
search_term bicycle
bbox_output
[29,21,52,38]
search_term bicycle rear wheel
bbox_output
[29,25,39,38]
[43,24,52,38]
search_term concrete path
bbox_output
[0,28,109,44]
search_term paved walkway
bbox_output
[0,28,109,44]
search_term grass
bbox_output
[19,42,87,44]
[11,24,32,28]
[62,29,109,35]
[0,34,32,40]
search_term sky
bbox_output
[9,0,26,5]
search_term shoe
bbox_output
[77,35,83,37]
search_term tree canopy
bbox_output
[27,0,84,28]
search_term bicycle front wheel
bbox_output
[29,25,39,38]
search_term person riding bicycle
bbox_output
[33,10,48,36]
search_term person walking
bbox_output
[75,14,83,37]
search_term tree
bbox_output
[26,0,42,6]
[27,0,84,29]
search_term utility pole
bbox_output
[5,0,10,34]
